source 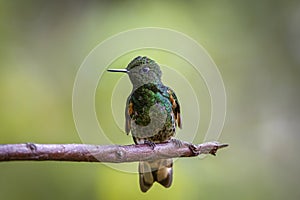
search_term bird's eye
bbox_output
[142,67,150,73]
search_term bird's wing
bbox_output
[167,88,182,129]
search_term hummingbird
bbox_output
[107,56,182,192]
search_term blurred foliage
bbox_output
[1,0,300,200]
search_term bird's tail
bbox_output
[138,158,173,192]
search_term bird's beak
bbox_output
[107,69,128,73]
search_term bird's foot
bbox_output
[170,138,183,147]
[144,140,156,150]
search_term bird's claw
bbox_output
[170,138,183,147]
[144,140,156,150]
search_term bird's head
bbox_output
[107,56,162,89]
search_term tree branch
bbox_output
[0,141,228,163]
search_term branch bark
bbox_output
[0,141,228,163]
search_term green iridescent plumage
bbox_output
[126,83,178,142]
[108,56,182,192]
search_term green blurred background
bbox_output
[1,0,300,199]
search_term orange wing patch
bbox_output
[125,101,133,135]
[169,93,177,109]
[167,89,182,129]
[128,102,133,115]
